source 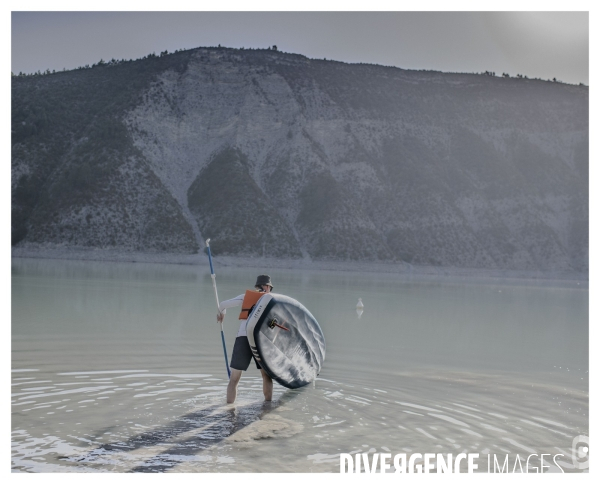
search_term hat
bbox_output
[255,274,273,288]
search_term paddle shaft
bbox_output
[205,240,231,379]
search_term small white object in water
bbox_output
[356,298,364,319]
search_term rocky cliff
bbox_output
[11,47,588,272]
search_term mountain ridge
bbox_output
[11,46,588,272]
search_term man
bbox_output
[217,274,274,403]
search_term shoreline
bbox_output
[11,246,588,283]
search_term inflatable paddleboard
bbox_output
[246,293,325,389]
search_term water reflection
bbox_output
[67,391,301,473]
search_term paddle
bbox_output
[205,238,231,379]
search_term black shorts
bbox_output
[230,336,261,371]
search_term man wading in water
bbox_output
[217,275,274,403]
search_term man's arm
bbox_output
[217,294,244,322]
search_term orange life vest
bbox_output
[239,290,265,319]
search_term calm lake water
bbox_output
[11,258,588,473]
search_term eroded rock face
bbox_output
[12,47,588,272]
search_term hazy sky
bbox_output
[11,10,589,85]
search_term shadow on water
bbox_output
[65,390,303,472]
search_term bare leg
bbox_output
[227,369,242,404]
[260,369,273,401]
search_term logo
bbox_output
[253,303,264,318]
[572,435,589,470]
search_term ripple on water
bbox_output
[12,367,588,472]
